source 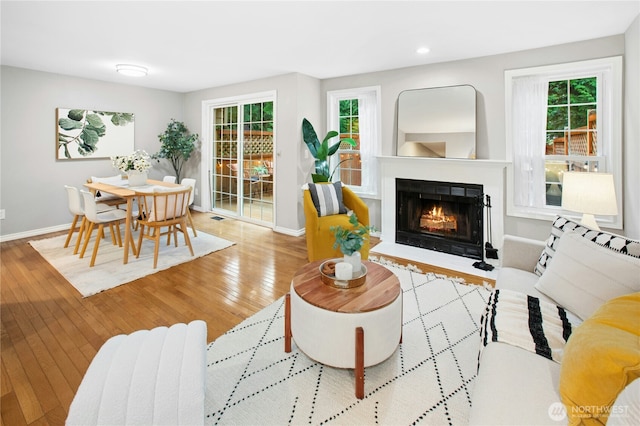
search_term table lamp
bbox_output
[561,172,618,230]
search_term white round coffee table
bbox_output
[284,260,402,399]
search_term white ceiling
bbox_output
[2,1,639,93]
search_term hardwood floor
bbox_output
[1,212,313,425]
[0,211,492,425]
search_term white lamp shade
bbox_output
[561,172,618,216]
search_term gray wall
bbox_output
[182,72,322,233]
[0,66,183,237]
[2,26,638,241]
[321,34,638,240]
[624,14,640,239]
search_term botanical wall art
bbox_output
[56,108,135,160]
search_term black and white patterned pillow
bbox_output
[308,181,347,217]
[534,215,640,276]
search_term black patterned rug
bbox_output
[204,261,491,425]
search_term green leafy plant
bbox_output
[330,213,375,256]
[302,118,356,183]
[154,119,199,182]
[57,109,134,158]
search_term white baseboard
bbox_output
[1,223,69,243]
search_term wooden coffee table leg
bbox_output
[355,327,364,399]
[284,293,291,353]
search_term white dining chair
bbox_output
[181,178,197,237]
[64,185,116,254]
[163,176,177,183]
[79,190,128,267]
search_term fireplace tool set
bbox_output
[473,194,498,271]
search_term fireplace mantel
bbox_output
[378,156,509,269]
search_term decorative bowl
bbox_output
[319,258,367,289]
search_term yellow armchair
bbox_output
[303,185,370,262]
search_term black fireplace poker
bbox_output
[473,194,497,271]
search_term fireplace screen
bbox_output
[396,178,484,259]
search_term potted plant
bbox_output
[302,118,356,183]
[154,119,199,183]
[330,212,375,274]
[111,149,152,186]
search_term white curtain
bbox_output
[511,76,548,208]
[357,90,379,195]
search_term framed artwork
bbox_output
[56,108,135,160]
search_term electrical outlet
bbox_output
[0,209,5,220]
[195,188,198,196]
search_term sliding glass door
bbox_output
[210,96,274,225]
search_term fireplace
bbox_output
[395,178,484,260]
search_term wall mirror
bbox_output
[396,84,476,159]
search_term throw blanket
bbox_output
[479,289,572,364]
[66,320,207,426]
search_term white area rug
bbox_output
[205,262,491,425]
[29,230,234,297]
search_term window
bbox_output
[505,57,622,228]
[327,86,381,195]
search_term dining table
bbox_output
[84,178,182,265]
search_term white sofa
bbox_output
[66,320,207,426]
[469,216,640,425]
[469,234,571,425]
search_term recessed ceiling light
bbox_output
[416,47,430,55]
[116,64,148,77]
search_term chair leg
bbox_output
[79,222,95,258]
[181,219,195,257]
[89,224,104,267]
[153,226,161,268]
[73,217,87,255]
[187,209,197,237]
[114,221,123,247]
[64,215,80,248]
[136,224,145,259]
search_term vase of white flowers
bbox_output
[111,150,152,186]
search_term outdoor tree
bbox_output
[154,119,199,182]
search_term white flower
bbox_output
[111,150,152,173]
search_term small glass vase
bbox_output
[343,251,362,278]
[127,170,148,187]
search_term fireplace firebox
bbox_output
[396,178,484,260]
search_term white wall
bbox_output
[0,66,183,237]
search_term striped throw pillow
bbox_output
[308,182,347,217]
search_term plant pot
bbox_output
[127,170,148,187]
[343,251,362,278]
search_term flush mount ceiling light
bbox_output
[115,64,148,77]
[416,47,430,55]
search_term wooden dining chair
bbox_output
[135,186,194,268]
[79,190,128,267]
[163,176,177,183]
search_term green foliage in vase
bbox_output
[302,118,356,183]
[57,109,134,158]
[330,213,375,256]
[154,119,199,182]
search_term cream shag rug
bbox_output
[29,230,234,297]
[205,261,491,425]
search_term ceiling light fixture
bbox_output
[416,47,430,55]
[116,64,148,77]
